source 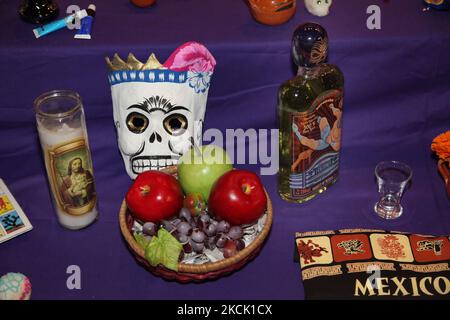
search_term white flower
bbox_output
[187,71,211,93]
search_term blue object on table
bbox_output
[74,4,96,40]
[33,9,87,38]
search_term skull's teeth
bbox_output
[132,158,178,173]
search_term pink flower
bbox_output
[163,42,216,72]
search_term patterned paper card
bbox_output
[294,229,450,300]
[0,179,32,243]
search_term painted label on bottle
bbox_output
[290,89,343,199]
[47,138,97,216]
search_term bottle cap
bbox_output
[75,9,88,20]
[292,22,328,67]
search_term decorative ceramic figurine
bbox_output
[0,273,32,300]
[131,0,156,8]
[106,42,216,179]
[19,0,59,24]
[423,0,450,10]
[248,0,297,26]
[304,0,332,17]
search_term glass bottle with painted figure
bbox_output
[278,22,344,203]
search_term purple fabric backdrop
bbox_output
[0,0,449,299]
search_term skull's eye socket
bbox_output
[126,112,149,133]
[163,113,188,136]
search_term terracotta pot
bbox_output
[131,0,156,8]
[437,159,450,198]
[248,0,296,26]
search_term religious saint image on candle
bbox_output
[61,157,94,207]
[48,138,97,216]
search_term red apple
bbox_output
[183,192,206,217]
[208,170,267,225]
[126,171,183,223]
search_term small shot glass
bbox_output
[374,161,412,220]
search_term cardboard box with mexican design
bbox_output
[294,229,450,299]
[0,179,32,243]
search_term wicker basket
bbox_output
[119,166,273,282]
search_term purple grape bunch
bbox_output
[160,207,246,257]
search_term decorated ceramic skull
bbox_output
[304,0,332,17]
[106,42,216,179]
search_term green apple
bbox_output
[177,145,233,201]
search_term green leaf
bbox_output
[134,232,151,250]
[145,228,182,272]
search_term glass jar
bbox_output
[34,90,98,230]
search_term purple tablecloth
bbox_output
[0,0,449,299]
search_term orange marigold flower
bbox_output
[431,131,450,160]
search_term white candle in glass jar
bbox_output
[35,91,98,230]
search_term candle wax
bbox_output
[37,123,98,230]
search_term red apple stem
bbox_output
[242,183,252,195]
[139,185,151,196]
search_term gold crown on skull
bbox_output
[105,53,166,72]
